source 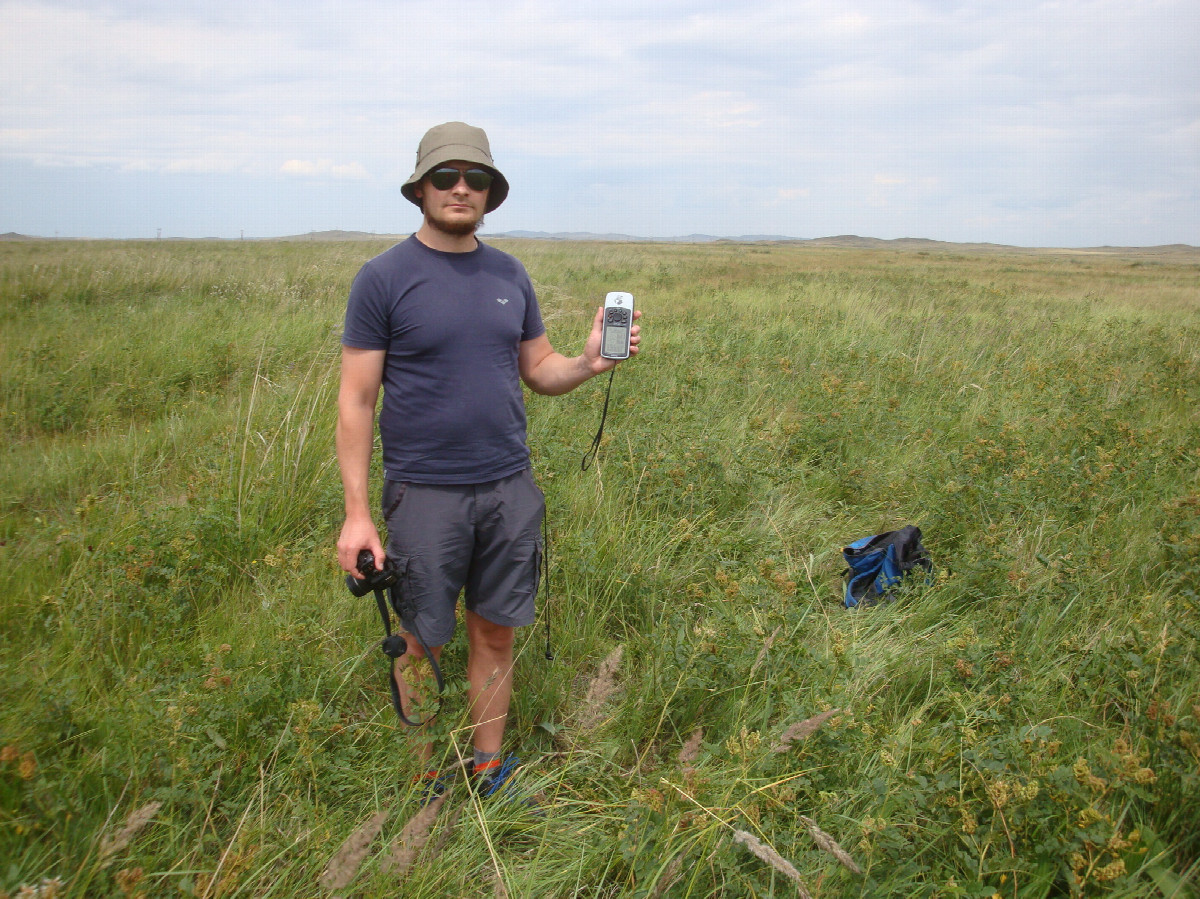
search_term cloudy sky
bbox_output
[3,0,1197,246]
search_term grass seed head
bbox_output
[577,644,624,732]
[771,708,842,753]
[319,810,389,892]
[382,791,447,878]
[98,801,163,867]
[731,830,812,898]
[678,727,704,766]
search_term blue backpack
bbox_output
[843,525,932,608]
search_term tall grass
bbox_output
[1,238,1198,897]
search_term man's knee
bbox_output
[467,611,514,655]
[399,634,442,662]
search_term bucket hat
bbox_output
[401,122,509,213]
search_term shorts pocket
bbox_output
[386,555,413,619]
[381,479,409,524]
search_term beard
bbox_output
[425,206,485,237]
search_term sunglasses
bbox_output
[427,167,494,192]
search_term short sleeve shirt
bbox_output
[342,236,546,484]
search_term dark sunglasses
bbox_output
[427,167,494,192]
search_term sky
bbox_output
[2,0,1198,246]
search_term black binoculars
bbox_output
[345,550,398,597]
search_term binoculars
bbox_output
[345,550,398,597]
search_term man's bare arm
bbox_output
[336,346,386,577]
[519,306,641,396]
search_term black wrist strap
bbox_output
[581,369,616,471]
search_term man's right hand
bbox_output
[338,516,385,579]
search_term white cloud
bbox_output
[280,159,368,179]
[1,0,1196,243]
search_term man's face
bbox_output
[415,161,490,237]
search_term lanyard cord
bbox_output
[373,582,446,728]
[542,512,553,661]
[364,484,446,730]
[581,368,616,471]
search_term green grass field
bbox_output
[1,238,1198,897]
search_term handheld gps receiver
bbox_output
[600,291,634,360]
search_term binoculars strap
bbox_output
[371,586,446,728]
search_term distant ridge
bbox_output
[3,230,1195,256]
[486,232,1199,257]
[275,229,403,241]
[495,230,794,243]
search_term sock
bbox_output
[473,749,502,773]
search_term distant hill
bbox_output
[486,232,1199,258]
[494,230,795,243]
[791,236,1200,257]
[274,230,404,242]
[3,230,1195,258]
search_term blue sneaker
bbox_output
[470,755,520,799]
[414,767,457,805]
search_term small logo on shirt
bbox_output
[496,297,509,305]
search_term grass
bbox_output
[1,237,1198,897]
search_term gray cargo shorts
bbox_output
[381,468,545,647]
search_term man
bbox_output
[336,122,640,799]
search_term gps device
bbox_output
[600,291,634,360]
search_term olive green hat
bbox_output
[401,121,509,213]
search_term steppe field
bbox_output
[1,237,1198,898]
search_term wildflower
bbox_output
[960,808,978,834]
[724,727,761,758]
[1073,757,1107,792]
[985,779,1011,809]
[1107,829,1137,853]
[632,787,665,812]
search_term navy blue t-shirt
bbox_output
[342,236,546,484]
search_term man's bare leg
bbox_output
[393,637,443,765]
[465,610,515,756]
